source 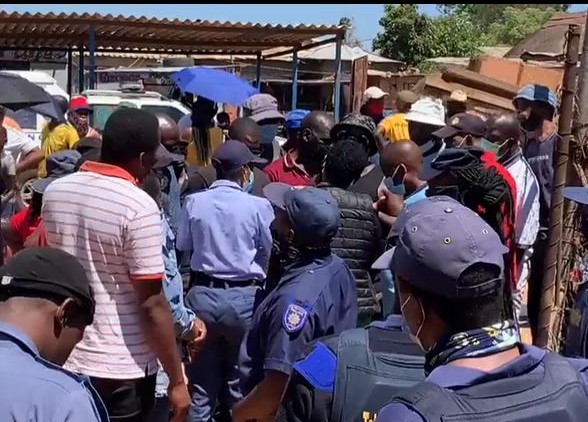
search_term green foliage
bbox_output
[373,4,568,67]
[482,6,560,46]
[373,5,481,67]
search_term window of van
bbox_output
[141,105,186,123]
[12,109,38,130]
[92,104,119,131]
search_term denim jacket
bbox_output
[162,214,195,339]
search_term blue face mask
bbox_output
[243,169,255,194]
[384,163,407,197]
[385,177,406,196]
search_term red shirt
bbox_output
[481,151,518,290]
[264,153,313,187]
[10,207,42,243]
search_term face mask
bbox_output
[481,138,500,155]
[385,164,407,196]
[242,168,254,194]
[68,112,89,138]
[400,294,426,351]
[260,124,279,144]
[366,101,385,117]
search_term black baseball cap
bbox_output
[433,112,487,140]
[0,248,95,323]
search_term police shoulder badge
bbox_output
[283,303,308,334]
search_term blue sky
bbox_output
[3,4,588,50]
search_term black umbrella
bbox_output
[25,97,66,123]
[0,72,53,111]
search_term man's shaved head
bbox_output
[380,140,422,177]
[154,113,180,148]
[229,117,262,151]
[486,113,524,161]
[301,111,336,142]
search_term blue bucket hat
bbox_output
[285,109,311,130]
[32,150,82,194]
[263,182,340,245]
[513,84,557,110]
[372,196,508,300]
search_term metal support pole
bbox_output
[537,24,581,349]
[78,46,85,93]
[88,25,96,90]
[66,48,73,97]
[255,52,262,89]
[333,34,343,122]
[291,48,299,110]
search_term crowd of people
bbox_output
[1,79,588,422]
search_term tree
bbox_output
[373,4,481,68]
[339,17,362,48]
[482,6,562,46]
[437,4,570,45]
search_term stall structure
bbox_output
[0,12,345,119]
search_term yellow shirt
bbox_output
[38,123,80,178]
[378,113,411,143]
[186,127,225,167]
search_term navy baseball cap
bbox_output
[212,140,265,172]
[263,183,340,244]
[418,145,484,182]
[432,113,487,140]
[372,196,508,300]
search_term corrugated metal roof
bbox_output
[0,11,343,55]
[270,41,402,63]
[506,11,586,59]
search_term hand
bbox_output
[168,381,190,422]
[186,318,207,361]
[374,187,404,217]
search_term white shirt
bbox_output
[5,127,39,163]
[504,151,540,248]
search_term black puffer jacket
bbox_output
[319,184,383,317]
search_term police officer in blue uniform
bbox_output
[235,183,358,422]
[0,247,108,422]
[276,314,425,422]
[374,196,588,422]
[562,186,588,358]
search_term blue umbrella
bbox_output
[172,66,259,106]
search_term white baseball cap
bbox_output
[405,97,446,127]
[363,86,388,102]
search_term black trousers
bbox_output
[90,374,157,422]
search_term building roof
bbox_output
[0,11,343,55]
[505,11,586,59]
[270,41,402,63]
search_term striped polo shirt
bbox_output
[42,161,164,379]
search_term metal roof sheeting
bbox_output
[0,11,343,55]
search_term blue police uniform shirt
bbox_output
[0,322,108,422]
[239,253,358,395]
[378,344,588,422]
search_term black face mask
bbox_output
[521,111,543,132]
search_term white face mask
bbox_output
[400,294,426,351]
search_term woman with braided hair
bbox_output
[422,145,518,320]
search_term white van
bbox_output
[3,70,69,145]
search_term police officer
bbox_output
[0,247,108,422]
[276,314,425,422]
[375,196,588,422]
[235,184,358,422]
[562,186,588,358]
